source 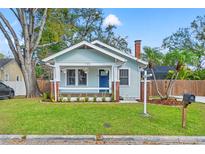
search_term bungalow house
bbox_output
[42,40,147,102]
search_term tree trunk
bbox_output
[165,71,177,99]
[151,68,164,99]
[20,60,41,98]
[166,72,179,99]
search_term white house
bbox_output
[42,40,147,102]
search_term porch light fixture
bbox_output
[84,67,89,74]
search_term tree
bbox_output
[163,49,198,99]
[0,8,48,97]
[38,8,131,60]
[162,15,205,69]
[142,46,164,98]
[0,53,4,59]
[36,9,132,79]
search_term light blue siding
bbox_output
[55,49,115,63]
[119,60,141,99]
[94,44,141,99]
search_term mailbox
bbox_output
[182,93,195,105]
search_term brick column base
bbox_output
[56,81,60,101]
[50,81,54,100]
[115,81,120,102]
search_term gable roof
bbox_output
[0,58,13,67]
[42,41,126,62]
[91,40,148,66]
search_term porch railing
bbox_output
[59,87,110,90]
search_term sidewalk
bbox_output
[0,135,205,145]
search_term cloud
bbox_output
[103,14,122,27]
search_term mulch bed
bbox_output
[148,99,182,106]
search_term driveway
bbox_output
[172,96,205,103]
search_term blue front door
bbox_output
[99,69,109,93]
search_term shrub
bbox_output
[77,97,80,102]
[102,96,106,102]
[85,96,88,102]
[93,96,97,102]
[43,92,49,100]
[67,96,71,102]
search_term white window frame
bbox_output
[65,68,88,86]
[119,68,130,86]
[66,69,76,86]
[78,69,88,86]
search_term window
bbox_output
[16,76,20,81]
[4,74,9,81]
[78,69,87,85]
[67,69,75,85]
[119,69,129,85]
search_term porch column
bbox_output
[54,64,60,101]
[50,80,54,100]
[112,66,120,102]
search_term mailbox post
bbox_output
[182,93,195,128]
[143,70,152,115]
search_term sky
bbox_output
[0,8,205,57]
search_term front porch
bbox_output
[50,63,120,102]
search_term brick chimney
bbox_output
[135,40,141,59]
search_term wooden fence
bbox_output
[148,80,205,96]
[37,79,50,93]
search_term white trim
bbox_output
[119,68,130,87]
[55,62,115,67]
[59,87,110,90]
[91,40,148,65]
[42,41,126,62]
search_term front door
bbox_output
[99,69,109,93]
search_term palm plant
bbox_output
[163,49,198,99]
[142,46,164,98]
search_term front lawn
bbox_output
[0,98,204,135]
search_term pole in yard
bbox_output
[143,70,152,115]
[182,104,187,128]
[144,70,147,114]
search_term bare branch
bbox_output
[0,21,16,52]
[9,8,21,23]
[29,8,34,42]
[0,21,22,66]
[37,41,58,48]
[32,8,48,51]
[0,12,22,53]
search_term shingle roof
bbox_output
[0,58,13,67]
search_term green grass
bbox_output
[0,98,204,135]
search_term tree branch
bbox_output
[9,8,21,23]
[37,41,58,48]
[0,21,22,65]
[32,8,48,51]
[0,12,22,54]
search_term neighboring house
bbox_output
[145,66,175,80]
[43,40,147,101]
[0,58,26,96]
